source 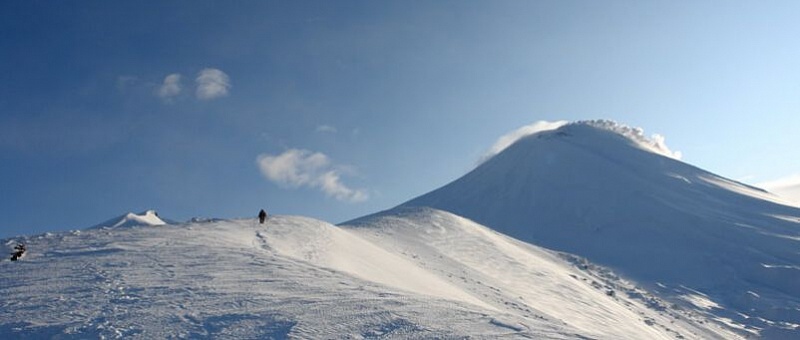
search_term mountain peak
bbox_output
[403,120,800,334]
[493,119,682,162]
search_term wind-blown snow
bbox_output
[1,212,739,339]
[483,120,681,162]
[574,120,683,160]
[482,120,568,162]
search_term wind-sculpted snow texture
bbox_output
[1,213,737,339]
[403,121,800,338]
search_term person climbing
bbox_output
[258,209,267,224]
[10,243,25,261]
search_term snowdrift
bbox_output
[403,120,800,337]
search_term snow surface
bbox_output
[344,208,741,339]
[1,212,738,339]
[403,120,800,338]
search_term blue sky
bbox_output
[2,1,799,237]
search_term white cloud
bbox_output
[480,120,568,163]
[316,125,338,133]
[256,149,368,202]
[195,68,230,100]
[317,171,369,202]
[758,174,800,204]
[157,73,182,99]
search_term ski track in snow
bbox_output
[2,212,741,339]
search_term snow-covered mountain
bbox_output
[2,119,798,338]
[402,120,800,337]
[1,212,738,339]
[90,210,167,229]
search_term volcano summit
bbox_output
[403,120,800,337]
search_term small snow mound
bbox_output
[91,210,167,230]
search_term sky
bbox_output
[2,1,800,237]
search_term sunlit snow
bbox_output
[2,120,798,339]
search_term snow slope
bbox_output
[1,213,737,339]
[343,207,740,339]
[402,120,800,337]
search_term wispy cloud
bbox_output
[195,68,230,100]
[256,149,368,202]
[157,73,182,99]
[316,125,337,133]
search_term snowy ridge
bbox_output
[1,213,739,339]
[260,215,494,311]
[344,207,741,339]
